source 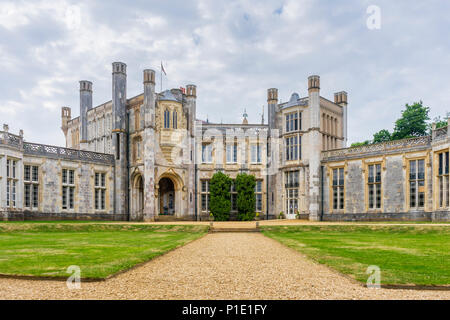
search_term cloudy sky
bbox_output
[1,0,449,147]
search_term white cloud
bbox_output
[0,0,450,147]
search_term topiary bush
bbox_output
[209,171,232,221]
[235,173,256,221]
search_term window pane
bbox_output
[24,165,31,181]
[376,164,381,182]
[409,160,416,180]
[410,181,416,207]
[376,184,381,208]
[368,165,374,183]
[369,184,374,208]
[32,166,38,182]
[25,184,31,207]
[339,168,344,186]
[446,152,449,174]
[418,160,425,179]
[33,185,39,208]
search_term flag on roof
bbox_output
[161,62,166,75]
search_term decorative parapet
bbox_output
[432,126,447,142]
[322,136,432,161]
[1,130,114,165]
[23,142,114,164]
[0,131,22,149]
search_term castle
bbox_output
[1,62,449,221]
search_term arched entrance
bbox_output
[159,177,175,215]
[132,174,144,220]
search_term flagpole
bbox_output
[160,62,162,92]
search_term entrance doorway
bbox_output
[159,177,175,215]
[132,175,144,219]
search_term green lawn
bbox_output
[261,225,450,286]
[0,223,208,279]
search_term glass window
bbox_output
[368,164,382,209]
[332,168,344,210]
[286,112,300,133]
[286,135,300,161]
[6,159,18,208]
[255,180,263,212]
[62,169,75,210]
[24,165,39,209]
[437,152,449,208]
[202,144,213,163]
[200,180,210,212]
[164,109,170,129]
[226,143,237,163]
[251,144,262,163]
[285,171,299,215]
[95,172,107,210]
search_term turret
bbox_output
[308,75,320,128]
[112,62,127,131]
[61,106,71,143]
[143,69,156,128]
[111,62,128,216]
[186,84,197,136]
[307,75,321,221]
[334,91,348,147]
[79,80,92,150]
[267,88,278,130]
[141,68,157,221]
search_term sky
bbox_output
[0,0,449,147]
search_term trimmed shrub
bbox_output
[209,171,232,221]
[235,173,256,221]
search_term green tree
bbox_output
[235,173,256,221]
[372,129,391,144]
[350,140,371,147]
[209,171,232,221]
[392,101,430,140]
[433,113,450,130]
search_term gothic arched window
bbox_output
[173,110,177,129]
[164,109,170,128]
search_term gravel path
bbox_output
[0,233,448,300]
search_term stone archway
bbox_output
[159,177,175,215]
[131,174,144,220]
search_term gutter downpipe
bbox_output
[195,163,198,221]
[320,165,324,221]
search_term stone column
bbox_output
[143,69,156,221]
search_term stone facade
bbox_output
[2,61,450,221]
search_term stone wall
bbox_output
[1,211,127,221]
[322,211,450,222]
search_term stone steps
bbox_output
[209,227,260,233]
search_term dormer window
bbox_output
[164,109,170,129]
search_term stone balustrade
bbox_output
[1,130,114,164]
[322,135,432,161]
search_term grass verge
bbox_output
[0,223,208,279]
[261,225,450,286]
